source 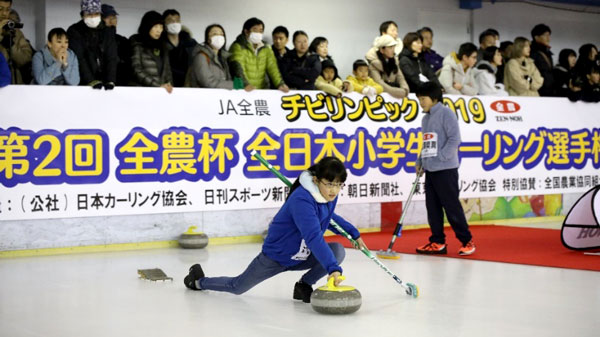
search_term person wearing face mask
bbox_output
[67,0,117,90]
[504,37,543,96]
[32,28,79,85]
[186,24,233,89]
[129,11,173,93]
[279,30,321,90]
[162,9,197,88]
[229,17,289,92]
[0,0,33,84]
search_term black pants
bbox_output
[425,168,472,245]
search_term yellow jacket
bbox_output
[315,76,353,96]
[346,75,383,95]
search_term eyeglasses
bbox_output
[319,180,345,189]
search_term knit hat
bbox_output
[81,0,102,15]
[374,35,398,49]
[321,59,339,80]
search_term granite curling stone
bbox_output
[178,226,208,249]
[310,276,361,315]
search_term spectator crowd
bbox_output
[1,0,598,102]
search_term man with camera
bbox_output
[0,0,32,84]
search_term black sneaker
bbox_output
[184,264,205,290]
[293,281,313,303]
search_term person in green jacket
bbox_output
[229,17,289,92]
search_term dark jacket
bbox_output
[280,50,321,90]
[553,65,576,98]
[399,47,441,93]
[568,79,600,103]
[129,34,172,87]
[165,30,198,87]
[113,30,131,86]
[67,20,118,85]
[530,41,554,96]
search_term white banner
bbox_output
[1,86,598,221]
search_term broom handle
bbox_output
[250,150,411,289]
[386,173,420,250]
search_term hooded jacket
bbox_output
[504,57,544,96]
[473,60,508,96]
[32,46,80,85]
[315,60,353,96]
[438,52,478,96]
[67,20,117,85]
[365,36,403,63]
[228,33,283,89]
[186,43,232,89]
[399,47,441,93]
[262,171,360,274]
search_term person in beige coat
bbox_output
[368,34,409,98]
[315,59,352,97]
[504,37,544,96]
[438,42,479,96]
[0,0,33,84]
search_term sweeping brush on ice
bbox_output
[376,171,421,260]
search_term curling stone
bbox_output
[178,226,208,249]
[310,276,361,315]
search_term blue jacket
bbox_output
[262,171,360,275]
[0,52,10,87]
[416,102,461,172]
[32,46,80,85]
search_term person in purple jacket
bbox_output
[184,157,367,303]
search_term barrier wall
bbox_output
[1,86,598,251]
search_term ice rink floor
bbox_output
[1,241,599,337]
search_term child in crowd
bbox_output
[315,59,352,97]
[504,37,544,96]
[439,42,479,96]
[474,46,508,96]
[184,157,367,303]
[309,37,331,62]
[415,82,475,256]
[347,59,383,96]
[32,28,80,85]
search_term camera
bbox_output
[4,20,24,30]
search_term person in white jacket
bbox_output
[438,42,478,95]
[474,46,508,96]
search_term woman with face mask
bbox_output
[129,10,173,93]
[186,24,233,89]
[66,0,117,89]
[228,17,289,92]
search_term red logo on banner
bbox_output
[423,133,434,140]
[490,100,521,113]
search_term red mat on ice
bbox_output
[325,225,600,272]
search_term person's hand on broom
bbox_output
[352,237,368,251]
